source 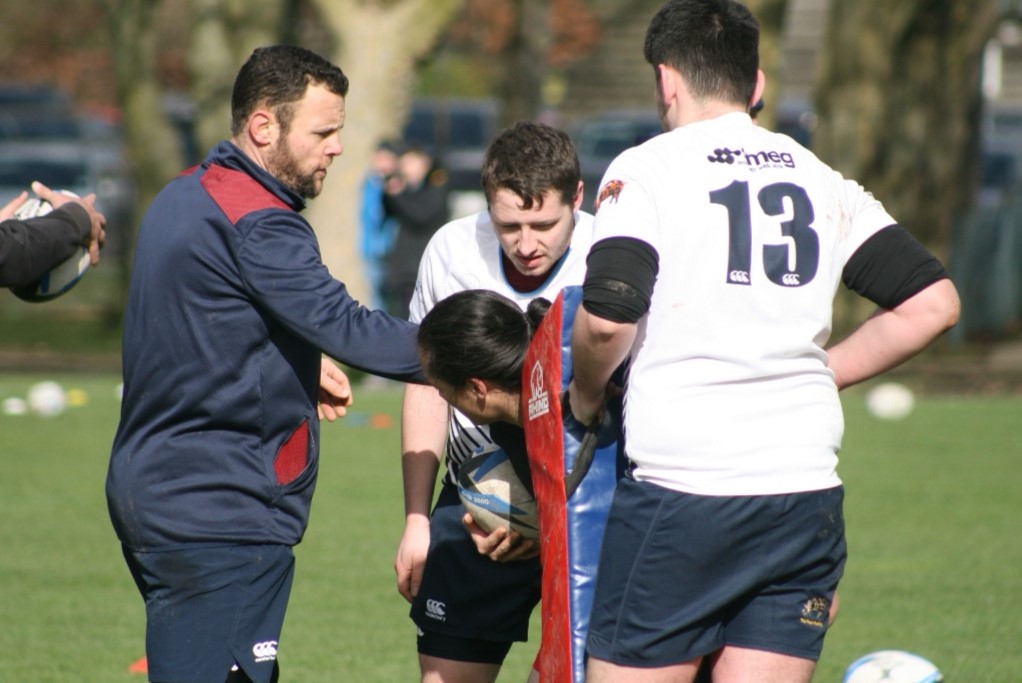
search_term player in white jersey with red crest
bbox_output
[395,121,594,683]
[567,2,961,682]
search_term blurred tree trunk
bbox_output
[104,0,460,308]
[744,0,787,129]
[303,0,463,305]
[187,0,290,153]
[102,0,188,299]
[497,0,549,126]
[813,0,999,259]
[813,0,998,337]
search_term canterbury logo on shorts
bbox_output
[252,640,278,662]
[425,599,447,621]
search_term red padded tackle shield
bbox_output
[522,286,623,683]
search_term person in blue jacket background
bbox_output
[107,45,423,683]
[358,139,401,310]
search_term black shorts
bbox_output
[586,479,846,667]
[123,544,295,683]
[411,484,542,663]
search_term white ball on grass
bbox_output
[2,397,28,416]
[27,381,68,417]
[864,382,915,421]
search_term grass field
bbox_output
[1,372,1019,682]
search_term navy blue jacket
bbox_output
[108,142,422,551]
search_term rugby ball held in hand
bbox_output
[11,195,90,302]
[842,650,943,683]
[457,444,539,540]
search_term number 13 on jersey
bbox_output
[711,180,819,288]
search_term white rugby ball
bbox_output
[2,397,28,416]
[457,443,539,539]
[11,194,90,303]
[27,380,67,417]
[864,382,915,421]
[842,650,943,683]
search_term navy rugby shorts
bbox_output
[123,543,295,683]
[586,478,846,667]
[411,484,542,663]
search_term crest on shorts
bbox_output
[799,596,829,628]
[594,179,624,212]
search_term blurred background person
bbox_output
[382,144,450,318]
[359,139,402,310]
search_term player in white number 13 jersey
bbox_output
[567,2,961,682]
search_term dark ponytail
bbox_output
[418,290,551,392]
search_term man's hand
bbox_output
[318,357,353,421]
[462,512,539,562]
[395,514,431,602]
[0,191,29,221]
[33,181,107,266]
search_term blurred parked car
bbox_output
[0,82,82,141]
[571,109,662,212]
[0,139,134,258]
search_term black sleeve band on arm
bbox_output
[842,224,949,310]
[581,237,660,323]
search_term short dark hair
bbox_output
[418,290,550,391]
[644,0,759,107]
[480,121,580,210]
[231,45,349,137]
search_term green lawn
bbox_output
[0,374,1018,682]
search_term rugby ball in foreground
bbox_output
[864,381,915,421]
[10,195,90,303]
[842,650,943,683]
[457,444,539,539]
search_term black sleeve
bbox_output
[0,204,91,288]
[842,225,949,310]
[581,237,660,323]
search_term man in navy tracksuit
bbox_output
[107,45,422,683]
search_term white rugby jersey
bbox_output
[592,111,895,496]
[409,209,595,485]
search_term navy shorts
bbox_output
[123,544,295,683]
[586,478,846,667]
[411,484,542,663]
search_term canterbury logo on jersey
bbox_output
[252,640,278,662]
[707,147,796,169]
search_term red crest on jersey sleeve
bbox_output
[594,179,625,212]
